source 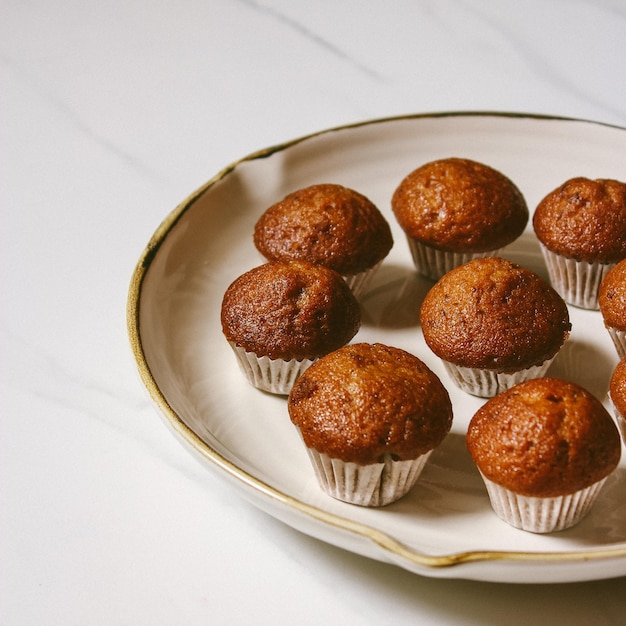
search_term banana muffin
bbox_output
[467,377,621,532]
[420,257,571,397]
[254,183,393,296]
[288,342,453,506]
[609,356,626,445]
[221,260,360,394]
[599,259,626,358]
[533,177,626,309]
[391,157,528,280]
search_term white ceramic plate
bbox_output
[128,113,626,583]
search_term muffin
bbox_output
[420,257,571,397]
[599,259,626,358]
[288,343,453,507]
[391,157,528,280]
[254,183,393,296]
[609,356,626,445]
[221,260,360,394]
[533,177,626,309]
[467,377,621,533]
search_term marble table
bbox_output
[2,2,625,624]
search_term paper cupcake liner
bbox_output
[540,245,614,310]
[304,448,433,507]
[343,260,383,298]
[406,237,499,281]
[605,327,626,360]
[480,473,607,533]
[441,356,557,398]
[229,343,314,395]
[608,392,626,446]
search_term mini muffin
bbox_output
[599,259,626,358]
[533,177,626,309]
[288,343,453,507]
[391,157,528,280]
[420,257,571,397]
[254,183,393,296]
[467,377,621,533]
[221,260,360,394]
[609,356,626,445]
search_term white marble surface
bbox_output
[2,1,625,624]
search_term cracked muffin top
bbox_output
[288,342,453,464]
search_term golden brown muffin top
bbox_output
[467,377,621,497]
[254,184,393,275]
[288,343,453,464]
[391,157,528,252]
[533,177,626,263]
[610,356,626,419]
[420,257,570,372]
[599,259,626,331]
[221,260,360,361]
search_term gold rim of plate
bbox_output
[126,111,626,573]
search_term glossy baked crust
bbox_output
[254,184,393,275]
[599,259,626,331]
[610,356,626,420]
[420,257,570,372]
[467,378,621,497]
[533,177,626,263]
[391,157,528,252]
[221,260,360,360]
[288,343,453,464]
